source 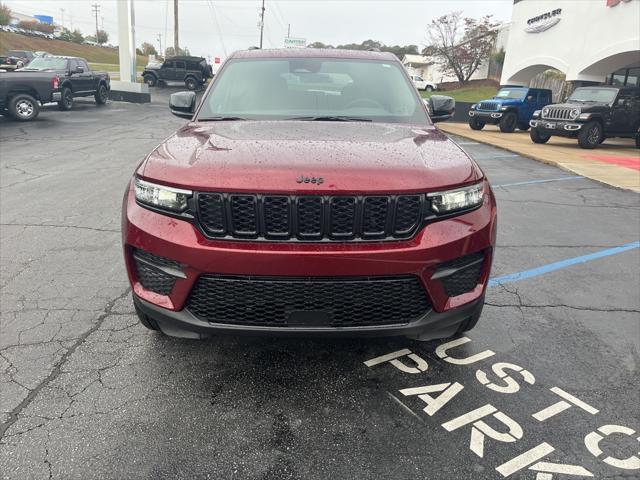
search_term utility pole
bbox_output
[157,33,162,56]
[287,23,290,38]
[59,8,65,28]
[92,4,100,39]
[173,0,179,54]
[259,0,265,49]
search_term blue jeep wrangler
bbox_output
[468,87,553,133]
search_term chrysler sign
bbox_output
[525,8,562,33]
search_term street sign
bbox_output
[284,37,306,48]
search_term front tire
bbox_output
[57,87,73,111]
[425,85,434,92]
[518,122,530,131]
[499,111,517,133]
[8,93,39,121]
[185,77,198,91]
[468,117,485,130]
[578,121,603,149]
[530,128,551,144]
[635,132,640,148]
[95,83,108,105]
[143,74,157,87]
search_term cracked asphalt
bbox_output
[1,91,639,479]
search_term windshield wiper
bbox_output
[198,116,247,121]
[287,115,372,122]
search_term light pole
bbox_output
[259,0,265,49]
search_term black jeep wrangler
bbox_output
[529,86,640,149]
[141,56,212,91]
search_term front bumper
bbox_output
[122,180,497,338]
[469,110,503,124]
[530,119,583,137]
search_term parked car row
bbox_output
[0,55,110,121]
[0,24,55,40]
[468,85,640,149]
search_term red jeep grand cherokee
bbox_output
[122,49,497,340]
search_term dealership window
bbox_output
[607,67,640,87]
[626,68,639,87]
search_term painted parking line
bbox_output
[493,176,585,188]
[489,241,640,287]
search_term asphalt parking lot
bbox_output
[1,91,639,479]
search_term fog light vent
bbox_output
[434,252,485,297]
[133,249,183,295]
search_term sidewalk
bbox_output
[437,123,640,192]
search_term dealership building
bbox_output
[501,0,640,88]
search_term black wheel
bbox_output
[57,87,73,111]
[8,93,39,121]
[468,117,485,130]
[185,77,198,91]
[518,122,530,131]
[635,132,640,149]
[499,111,517,133]
[425,85,434,92]
[95,83,108,105]
[143,74,157,87]
[456,303,484,334]
[577,121,603,149]
[134,299,160,331]
[530,128,550,144]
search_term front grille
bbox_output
[133,250,182,295]
[187,275,431,327]
[542,107,575,121]
[436,252,485,297]
[479,101,499,111]
[196,193,424,241]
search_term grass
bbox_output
[0,32,147,66]
[421,86,498,103]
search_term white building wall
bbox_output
[502,0,640,85]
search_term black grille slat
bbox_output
[330,197,356,237]
[230,195,258,236]
[196,193,425,241]
[187,275,431,327]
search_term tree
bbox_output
[165,46,190,57]
[307,41,334,49]
[69,28,84,44]
[0,3,12,26]
[96,29,108,45]
[308,39,418,59]
[140,42,158,56]
[18,20,54,34]
[426,12,499,84]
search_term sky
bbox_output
[4,0,514,60]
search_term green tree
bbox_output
[140,42,158,56]
[165,46,190,57]
[69,28,85,44]
[308,39,419,59]
[307,41,333,49]
[492,47,505,66]
[96,29,108,45]
[0,3,12,25]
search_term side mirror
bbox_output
[617,98,627,107]
[75,66,84,73]
[527,95,534,102]
[426,95,455,123]
[170,91,197,119]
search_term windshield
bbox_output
[197,58,428,124]
[568,88,618,104]
[25,57,68,70]
[494,89,527,99]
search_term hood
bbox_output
[545,101,611,111]
[490,98,522,107]
[139,121,482,194]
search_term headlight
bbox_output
[428,183,484,214]
[542,107,550,117]
[570,108,580,119]
[134,178,192,212]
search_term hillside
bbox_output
[0,32,147,65]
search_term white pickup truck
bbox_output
[409,75,436,92]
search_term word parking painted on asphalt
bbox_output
[364,337,640,479]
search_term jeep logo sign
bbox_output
[296,175,324,185]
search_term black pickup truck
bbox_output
[18,56,110,110]
[0,70,62,121]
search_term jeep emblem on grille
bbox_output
[296,175,324,185]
